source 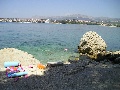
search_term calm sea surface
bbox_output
[0,22,120,63]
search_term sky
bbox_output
[0,0,120,18]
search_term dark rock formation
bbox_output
[114,57,120,63]
[47,61,64,67]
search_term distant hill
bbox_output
[32,14,120,22]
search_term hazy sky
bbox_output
[0,0,120,18]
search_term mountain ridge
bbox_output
[32,14,120,21]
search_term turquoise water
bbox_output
[0,22,120,63]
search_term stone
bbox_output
[79,55,90,60]
[78,31,107,59]
[68,56,79,63]
[113,57,120,63]
[105,51,120,62]
[47,61,64,67]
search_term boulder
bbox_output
[78,31,107,59]
[47,61,64,67]
[114,57,120,63]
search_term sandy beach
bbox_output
[0,48,45,82]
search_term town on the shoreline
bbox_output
[0,18,120,27]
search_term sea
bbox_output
[0,22,120,64]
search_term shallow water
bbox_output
[0,22,120,63]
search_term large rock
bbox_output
[78,31,107,59]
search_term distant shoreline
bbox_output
[0,18,120,27]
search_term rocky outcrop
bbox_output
[1,58,120,90]
[78,31,107,59]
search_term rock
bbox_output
[77,59,91,67]
[68,56,79,63]
[47,61,64,67]
[105,51,120,63]
[78,31,107,59]
[114,57,120,63]
[113,51,120,54]
[79,55,90,60]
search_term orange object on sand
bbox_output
[37,64,46,69]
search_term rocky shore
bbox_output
[0,31,120,90]
[0,54,120,90]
